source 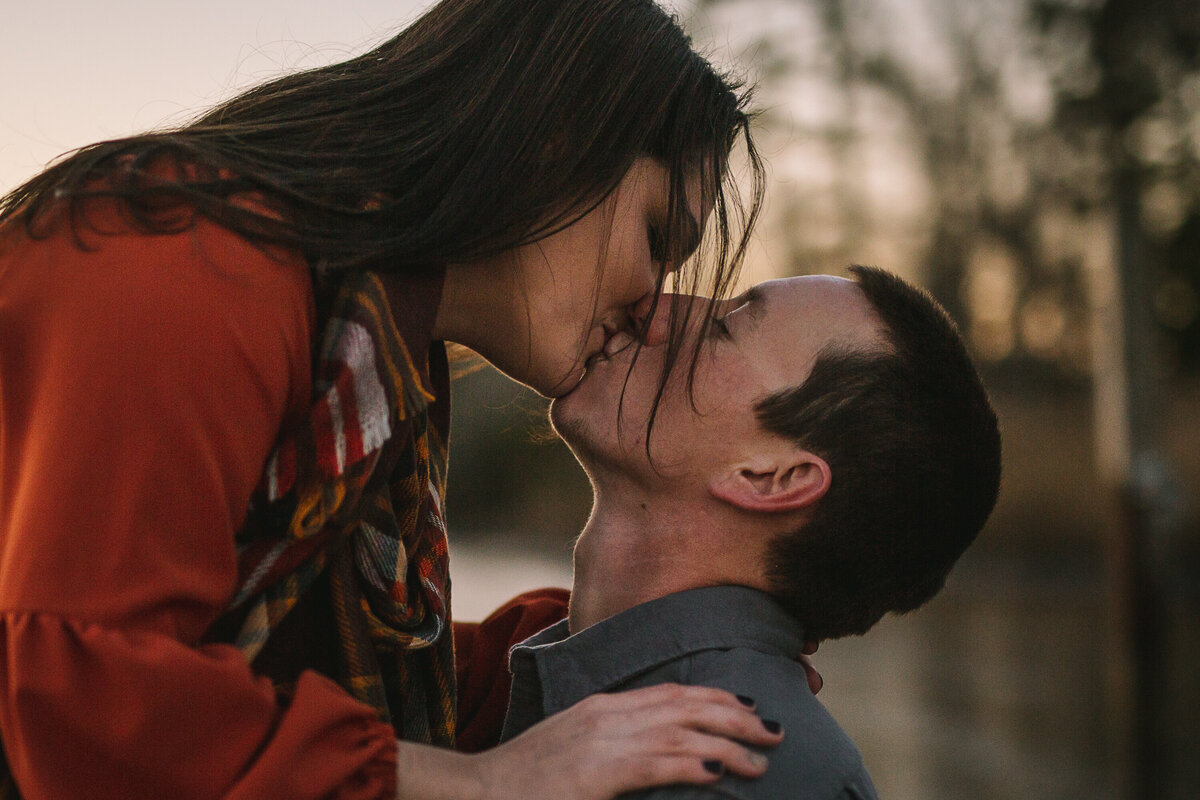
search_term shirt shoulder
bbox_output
[619,647,879,800]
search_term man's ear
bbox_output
[708,450,831,513]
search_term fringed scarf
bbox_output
[222,267,456,745]
[0,269,457,800]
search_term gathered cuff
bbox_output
[0,611,399,800]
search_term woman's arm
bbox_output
[0,210,396,799]
[398,684,781,800]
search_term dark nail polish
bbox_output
[762,719,782,735]
[703,760,724,775]
[736,694,755,707]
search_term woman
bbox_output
[0,1,786,798]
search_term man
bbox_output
[496,266,1002,798]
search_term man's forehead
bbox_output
[755,275,867,321]
[708,275,879,356]
[751,275,884,378]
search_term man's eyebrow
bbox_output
[729,285,765,326]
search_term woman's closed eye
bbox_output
[647,224,668,263]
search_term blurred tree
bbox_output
[695,0,1200,377]
[687,1,1199,797]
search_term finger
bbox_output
[650,729,771,780]
[578,684,784,750]
[808,666,824,695]
[613,754,745,795]
[798,654,823,695]
[618,728,770,788]
[616,683,760,715]
[637,688,785,748]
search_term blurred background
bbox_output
[4,0,1196,797]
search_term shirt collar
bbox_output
[506,585,805,734]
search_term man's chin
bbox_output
[547,353,652,454]
[547,388,586,432]
[547,397,593,458]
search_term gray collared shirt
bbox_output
[501,585,879,800]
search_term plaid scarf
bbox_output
[0,268,455,800]
[221,267,456,745]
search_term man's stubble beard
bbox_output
[549,402,604,469]
[549,399,641,482]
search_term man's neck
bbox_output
[567,486,751,633]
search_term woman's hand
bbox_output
[395,684,783,800]
[478,684,782,799]
[800,639,823,695]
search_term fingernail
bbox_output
[749,751,769,768]
[703,759,724,775]
[762,719,782,735]
[736,694,755,707]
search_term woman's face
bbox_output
[454,157,708,397]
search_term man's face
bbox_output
[550,275,887,488]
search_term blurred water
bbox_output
[449,541,573,622]
[818,555,1110,800]
[445,370,1200,798]
[449,541,1197,799]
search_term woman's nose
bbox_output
[629,294,666,345]
[631,293,699,346]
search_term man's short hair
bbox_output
[756,265,1001,641]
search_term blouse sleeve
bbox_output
[453,588,571,753]
[0,211,397,799]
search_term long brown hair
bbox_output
[2,0,763,424]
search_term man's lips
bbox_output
[587,329,636,367]
[603,330,636,358]
[561,329,639,398]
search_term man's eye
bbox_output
[710,316,732,338]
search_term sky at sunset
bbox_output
[2,1,703,192]
[0,0,913,288]
[1,1,441,190]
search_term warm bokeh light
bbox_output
[0,1,440,191]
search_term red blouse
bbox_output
[0,204,397,798]
[453,587,571,753]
